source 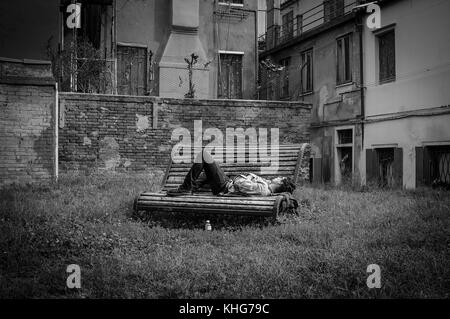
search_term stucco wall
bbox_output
[361,0,450,188]
[59,93,311,172]
[116,0,257,99]
[116,0,171,96]
[203,0,258,99]
[363,0,450,115]
[260,14,362,184]
[363,114,450,188]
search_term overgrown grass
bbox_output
[0,172,449,298]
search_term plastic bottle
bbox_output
[205,220,212,231]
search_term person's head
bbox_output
[270,177,296,194]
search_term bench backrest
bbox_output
[161,143,309,192]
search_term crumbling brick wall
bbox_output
[0,58,56,187]
[59,94,312,174]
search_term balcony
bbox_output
[259,0,357,53]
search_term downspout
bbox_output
[54,82,59,182]
[357,13,365,149]
[214,0,219,98]
[113,0,117,94]
[253,8,259,100]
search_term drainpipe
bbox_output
[357,13,365,149]
[113,0,117,94]
[254,8,259,100]
[54,82,59,182]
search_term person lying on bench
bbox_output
[167,149,296,196]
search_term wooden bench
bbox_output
[134,143,309,220]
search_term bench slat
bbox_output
[138,196,275,206]
[170,161,298,168]
[139,192,281,201]
[138,206,275,216]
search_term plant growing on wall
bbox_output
[184,53,199,98]
[47,37,114,94]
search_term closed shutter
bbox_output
[218,54,243,99]
[313,158,322,183]
[393,148,403,187]
[117,45,148,96]
[416,147,424,186]
[423,147,431,185]
[323,155,331,183]
[366,149,377,183]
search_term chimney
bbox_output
[266,0,281,50]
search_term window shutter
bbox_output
[313,158,322,183]
[393,148,403,187]
[423,147,431,185]
[323,155,331,183]
[416,147,424,187]
[366,149,377,183]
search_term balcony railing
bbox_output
[259,0,357,52]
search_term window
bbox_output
[218,53,243,99]
[282,11,294,41]
[301,49,313,94]
[366,147,403,187]
[336,129,353,183]
[337,34,352,84]
[416,145,450,188]
[279,57,291,98]
[378,29,396,83]
[376,148,395,187]
[324,0,344,22]
[337,129,353,145]
[296,15,303,36]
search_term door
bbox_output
[218,54,243,99]
[117,45,147,96]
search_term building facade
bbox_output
[361,0,450,189]
[259,0,450,189]
[0,0,258,99]
[259,0,363,185]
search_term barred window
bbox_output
[324,0,344,22]
[337,129,353,145]
[378,29,396,83]
[279,57,291,99]
[282,11,294,41]
[337,34,352,84]
[301,49,313,94]
[296,14,303,36]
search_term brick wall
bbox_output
[0,58,56,187]
[59,93,311,173]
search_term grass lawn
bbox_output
[0,172,449,298]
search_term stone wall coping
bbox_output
[0,76,55,86]
[0,56,52,65]
[60,92,313,109]
[0,56,54,86]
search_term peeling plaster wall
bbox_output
[59,93,311,173]
[260,14,362,184]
